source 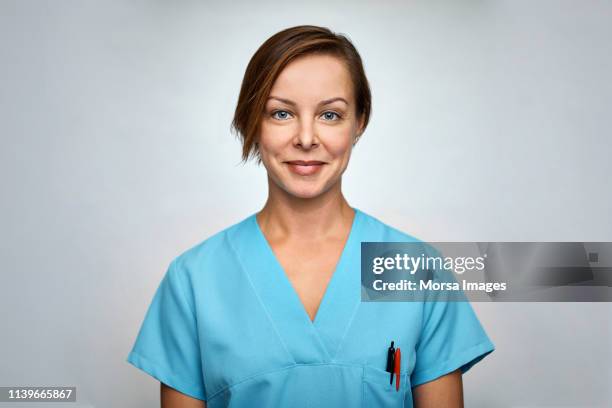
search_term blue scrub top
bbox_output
[127,208,495,407]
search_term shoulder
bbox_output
[357,209,444,260]
[170,213,253,278]
[356,208,423,243]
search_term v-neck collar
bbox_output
[235,207,364,363]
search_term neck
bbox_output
[256,178,354,240]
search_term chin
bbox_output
[285,186,326,199]
[279,180,332,200]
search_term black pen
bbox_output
[386,341,395,385]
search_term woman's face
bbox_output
[258,53,364,199]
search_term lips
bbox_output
[284,160,326,176]
[286,160,326,166]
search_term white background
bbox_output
[1,1,611,407]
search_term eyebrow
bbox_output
[267,96,349,107]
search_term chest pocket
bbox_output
[362,365,409,407]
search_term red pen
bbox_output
[394,348,401,391]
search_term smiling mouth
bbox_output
[284,160,326,176]
[285,160,326,166]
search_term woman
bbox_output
[127,25,494,407]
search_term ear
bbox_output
[353,113,366,145]
[357,113,366,136]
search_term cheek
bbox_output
[258,124,289,156]
[321,128,354,158]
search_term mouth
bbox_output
[284,160,327,176]
[285,160,326,166]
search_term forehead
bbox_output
[269,54,353,103]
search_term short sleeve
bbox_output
[126,259,206,401]
[410,266,495,388]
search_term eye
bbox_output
[321,111,341,121]
[271,110,293,121]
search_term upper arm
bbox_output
[412,369,463,408]
[410,260,495,387]
[127,259,207,400]
[161,383,206,408]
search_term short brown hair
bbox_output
[231,25,372,163]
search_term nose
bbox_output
[294,118,319,150]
